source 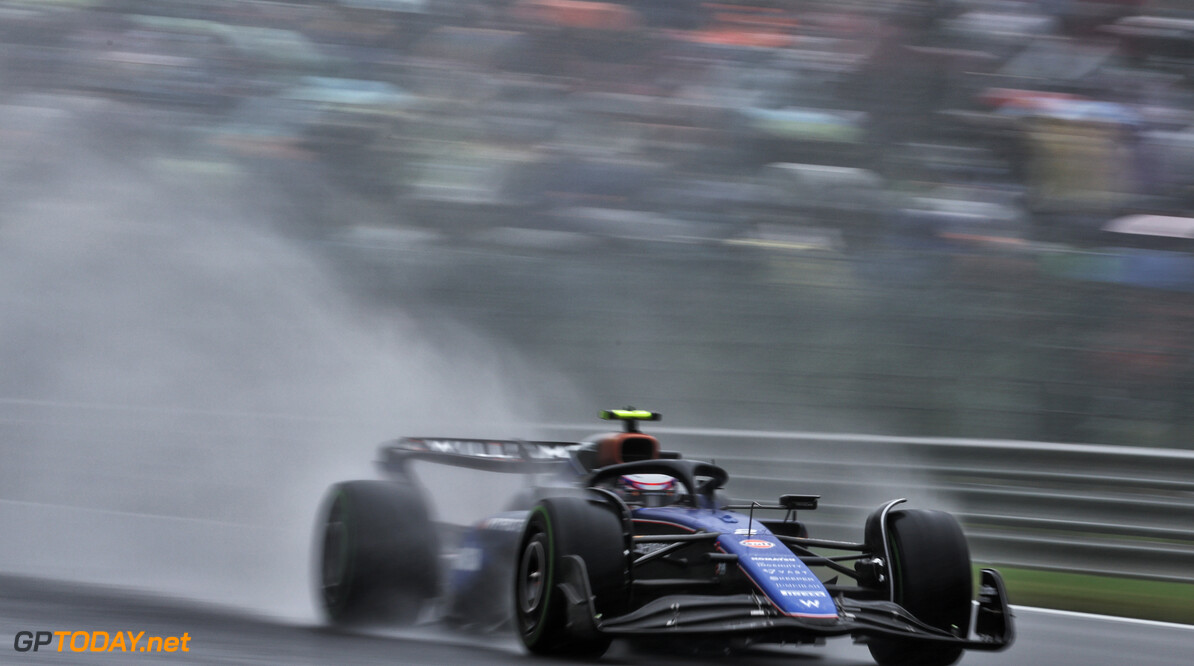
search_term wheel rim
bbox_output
[518,535,547,617]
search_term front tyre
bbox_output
[316,480,438,627]
[515,496,628,657]
[868,509,972,666]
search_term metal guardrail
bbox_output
[543,425,1194,584]
[3,399,1190,586]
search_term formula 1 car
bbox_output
[315,410,1014,665]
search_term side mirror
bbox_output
[779,494,819,511]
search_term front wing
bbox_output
[556,557,1014,650]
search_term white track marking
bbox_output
[1013,606,1194,631]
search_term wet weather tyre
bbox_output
[316,480,438,627]
[868,509,972,666]
[514,496,628,657]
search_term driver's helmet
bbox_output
[616,473,679,507]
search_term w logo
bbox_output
[799,599,821,608]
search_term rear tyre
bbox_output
[514,495,628,657]
[316,480,438,627]
[868,509,972,666]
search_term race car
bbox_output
[314,409,1014,665]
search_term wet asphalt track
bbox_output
[2,575,1191,665]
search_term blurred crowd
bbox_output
[6,0,1194,241]
[6,0,1194,444]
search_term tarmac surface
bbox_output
[2,574,1191,665]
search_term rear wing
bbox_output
[376,437,579,475]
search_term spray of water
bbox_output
[0,101,580,621]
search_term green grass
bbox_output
[979,565,1194,625]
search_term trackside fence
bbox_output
[542,425,1194,584]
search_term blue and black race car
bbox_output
[315,410,1014,665]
